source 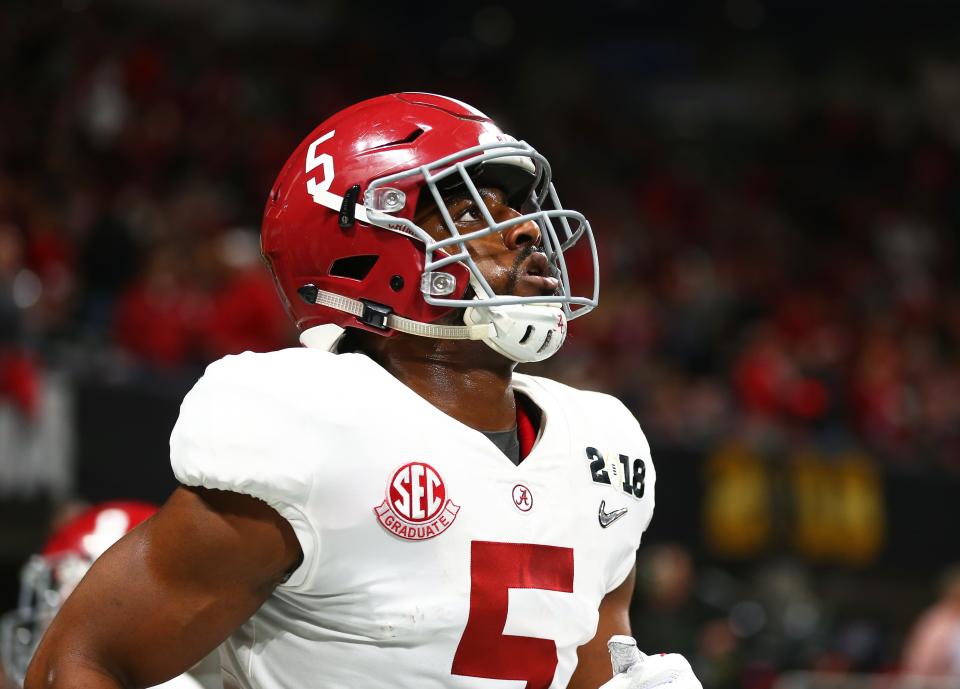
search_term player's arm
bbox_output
[566,565,636,689]
[24,485,302,689]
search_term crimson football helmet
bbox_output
[262,92,598,362]
[0,501,157,687]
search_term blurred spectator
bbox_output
[191,228,294,361]
[113,229,292,367]
[901,565,960,677]
[114,242,201,367]
[633,545,709,662]
[0,221,39,417]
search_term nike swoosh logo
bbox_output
[598,500,628,528]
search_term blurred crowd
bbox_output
[634,545,960,689]
[534,75,960,474]
[2,3,959,475]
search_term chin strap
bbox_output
[300,285,565,363]
[301,286,494,340]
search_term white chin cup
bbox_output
[463,301,567,363]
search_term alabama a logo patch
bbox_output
[374,462,460,541]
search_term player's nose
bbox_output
[502,214,541,251]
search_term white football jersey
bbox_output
[170,344,656,689]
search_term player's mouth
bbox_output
[518,251,560,295]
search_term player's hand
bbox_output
[597,635,703,689]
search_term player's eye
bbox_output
[456,204,483,223]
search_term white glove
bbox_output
[151,674,205,689]
[597,635,703,689]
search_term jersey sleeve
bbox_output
[169,352,321,590]
[586,391,657,594]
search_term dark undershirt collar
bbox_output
[479,392,542,466]
[481,426,521,465]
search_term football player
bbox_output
[24,93,702,689]
[2,502,212,689]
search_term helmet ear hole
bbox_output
[329,255,379,281]
[518,325,534,345]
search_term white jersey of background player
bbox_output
[25,93,700,689]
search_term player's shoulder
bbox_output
[171,350,370,499]
[186,347,391,417]
[197,347,368,394]
[515,372,649,451]
[171,348,380,469]
[515,371,634,418]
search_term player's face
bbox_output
[414,186,560,299]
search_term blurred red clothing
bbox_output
[196,269,293,361]
[733,335,793,416]
[0,350,40,418]
[114,280,203,367]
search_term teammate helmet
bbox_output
[262,92,598,363]
[0,501,157,687]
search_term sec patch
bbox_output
[374,462,460,541]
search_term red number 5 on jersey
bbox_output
[452,541,575,689]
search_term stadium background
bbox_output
[2,1,960,687]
